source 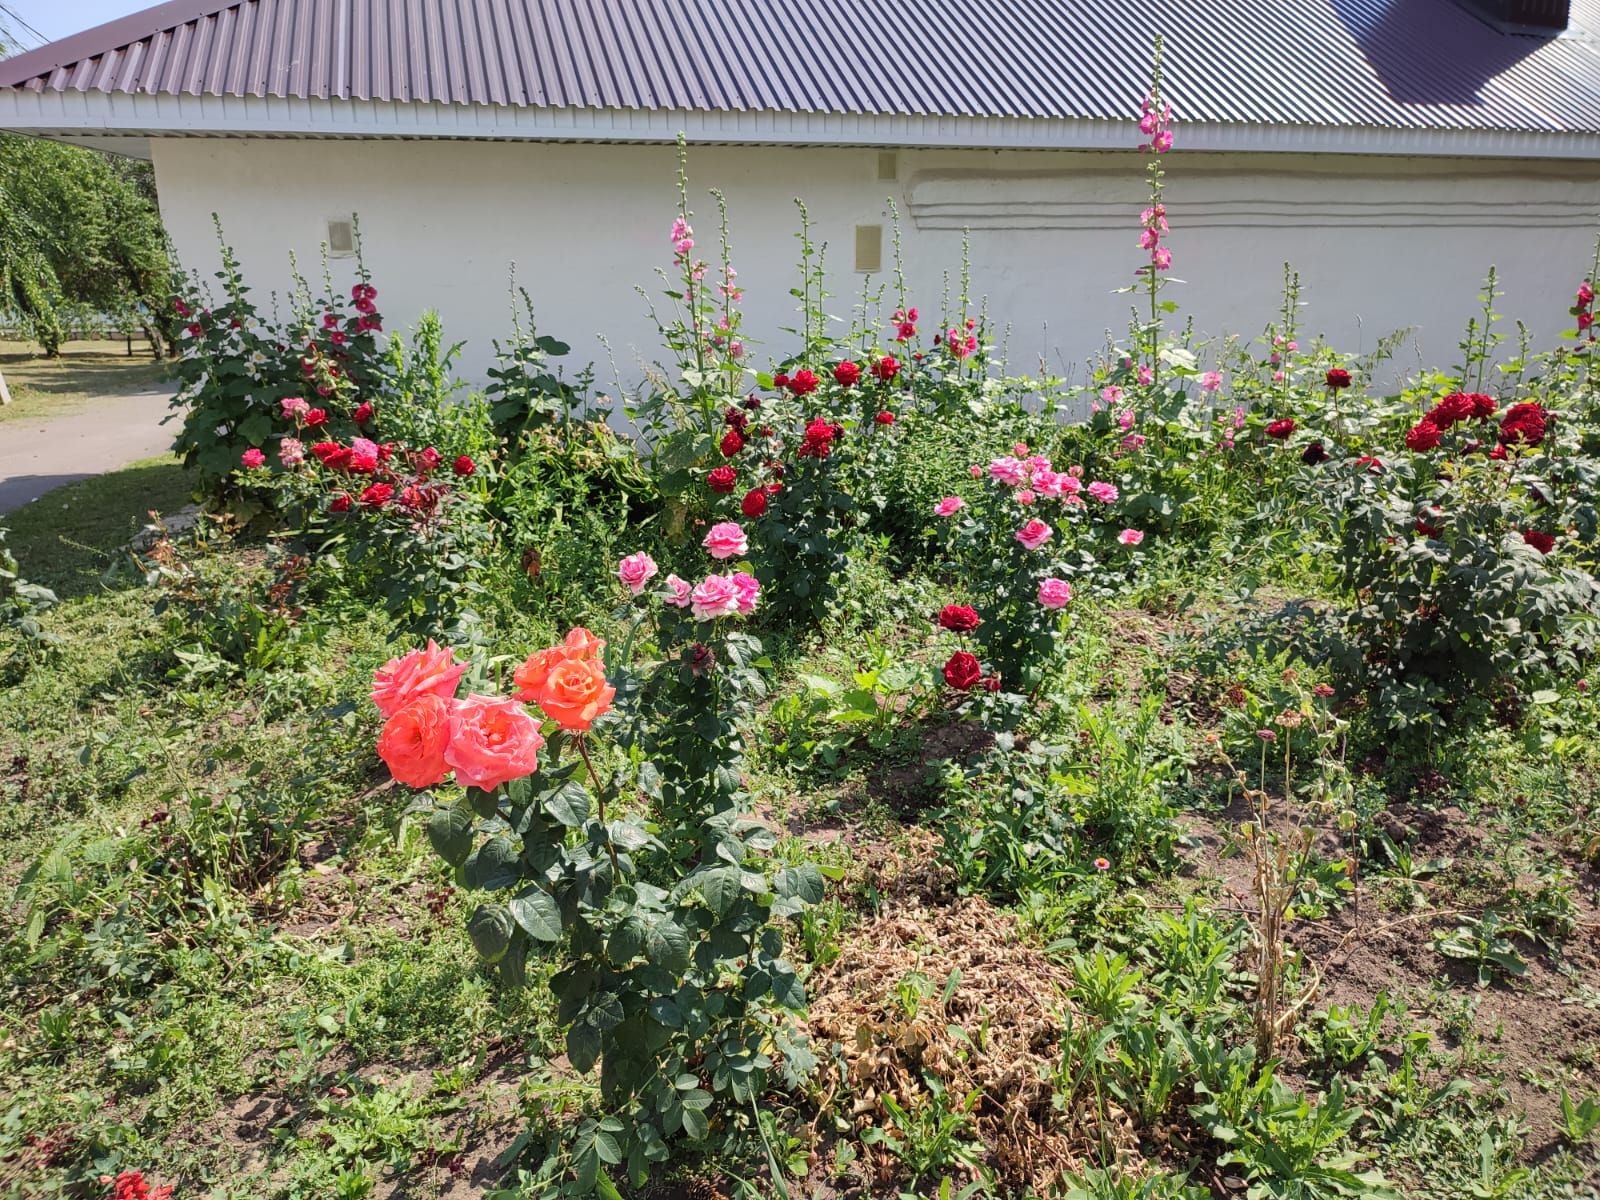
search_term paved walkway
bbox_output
[0,389,177,514]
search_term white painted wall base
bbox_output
[151,139,1600,389]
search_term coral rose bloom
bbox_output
[444,694,545,792]
[535,655,616,732]
[377,694,454,788]
[372,640,467,718]
[513,627,605,701]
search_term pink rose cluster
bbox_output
[621,528,761,621]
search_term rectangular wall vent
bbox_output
[854,224,883,273]
[326,217,355,255]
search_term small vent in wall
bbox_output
[854,224,883,273]
[877,152,899,181]
[326,218,355,256]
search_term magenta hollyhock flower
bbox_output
[1200,371,1222,392]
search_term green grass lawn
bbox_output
[0,338,172,425]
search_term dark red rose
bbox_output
[742,395,763,411]
[186,322,203,336]
[1325,368,1352,390]
[788,369,819,396]
[982,675,1002,692]
[353,401,374,424]
[741,488,768,518]
[329,493,352,512]
[418,446,442,471]
[359,482,394,508]
[707,465,738,493]
[942,651,982,691]
[871,355,901,382]
[833,361,861,388]
[1499,402,1548,447]
[1404,422,1441,452]
[772,372,790,390]
[937,604,982,633]
[1266,418,1296,440]
[453,454,476,477]
[1522,529,1555,554]
[724,406,748,431]
[1465,393,1496,419]
[1301,441,1329,465]
[1429,393,1476,429]
[874,411,895,426]
[720,429,745,458]
[1415,517,1443,537]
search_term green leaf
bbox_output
[568,1022,602,1074]
[543,779,592,828]
[426,804,475,867]
[699,867,743,918]
[464,835,522,891]
[508,887,562,942]
[682,1107,709,1140]
[467,904,515,963]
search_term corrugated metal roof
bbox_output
[3,0,1600,134]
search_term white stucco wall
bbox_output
[150,138,1600,390]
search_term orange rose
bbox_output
[377,694,453,788]
[513,627,607,703]
[535,655,616,732]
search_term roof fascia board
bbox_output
[3,89,1599,159]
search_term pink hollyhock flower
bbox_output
[934,496,965,517]
[1119,528,1145,546]
[1118,409,1136,431]
[1015,519,1054,550]
[1152,247,1173,270]
[1139,228,1160,251]
[989,456,1029,487]
[348,437,381,473]
[1201,371,1223,392]
[445,694,545,792]
[617,552,659,595]
[1102,385,1124,405]
[702,521,749,560]
[664,574,693,607]
[1122,433,1146,451]
[372,640,467,718]
[1038,578,1073,609]
[1137,366,1154,386]
[280,396,310,420]
[278,438,305,467]
[691,574,743,621]
[1016,489,1037,506]
[1087,481,1119,503]
[241,448,266,469]
[731,572,761,615]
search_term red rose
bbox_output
[789,369,819,396]
[797,417,838,459]
[1301,441,1329,465]
[982,675,1002,692]
[720,429,745,457]
[1266,418,1296,440]
[330,493,352,512]
[359,482,394,508]
[875,411,895,426]
[312,441,353,470]
[1468,394,1496,419]
[353,401,374,424]
[942,651,982,691]
[1415,517,1443,537]
[741,488,768,518]
[1429,393,1476,429]
[707,465,738,494]
[1356,455,1384,472]
[453,454,476,477]
[419,446,442,471]
[872,355,901,382]
[772,372,790,390]
[1325,368,1352,390]
[1404,422,1441,452]
[1499,402,1547,447]
[1522,529,1555,554]
[833,361,861,388]
[724,406,749,431]
[937,604,981,633]
[305,408,328,428]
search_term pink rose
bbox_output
[1119,528,1145,546]
[280,396,310,420]
[444,694,545,792]
[1037,578,1074,609]
[617,552,659,595]
[989,456,1028,488]
[1087,481,1119,503]
[731,572,761,615]
[691,574,743,621]
[278,438,305,468]
[348,437,380,473]
[371,640,467,718]
[968,464,983,479]
[934,496,965,517]
[664,574,693,607]
[241,448,266,469]
[1015,519,1054,551]
[702,521,749,561]
[1016,489,1036,506]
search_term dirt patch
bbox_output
[806,895,1121,1195]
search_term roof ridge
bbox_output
[0,0,250,88]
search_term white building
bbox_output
[3,0,1599,383]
